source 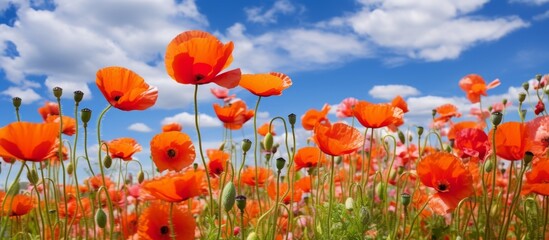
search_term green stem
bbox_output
[252,96,263,214]
[0,162,27,236]
[96,105,116,239]
[485,125,498,239]
[327,155,336,239]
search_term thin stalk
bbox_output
[326,155,336,239]
[252,96,263,213]
[0,162,27,236]
[96,105,116,238]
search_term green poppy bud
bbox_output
[536,74,542,82]
[288,113,297,126]
[95,208,107,228]
[263,133,274,152]
[246,232,259,240]
[491,111,503,126]
[398,130,406,144]
[522,82,529,91]
[103,155,112,169]
[222,182,236,212]
[524,151,534,165]
[484,159,494,172]
[417,126,424,137]
[27,169,39,185]
[66,163,74,175]
[137,170,145,184]
[81,108,92,126]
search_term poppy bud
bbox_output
[431,109,437,118]
[137,170,145,184]
[53,86,63,99]
[375,183,384,200]
[519,109,527,121]
[487,106,493,112]
[288,113,297,126]
[236,195,247,212]
[490,111,503,126]
[222,182,236,212]
[66,163,74,175]
[12,97,22,108]
[360,207,370,225]
[27,169,39,185]
[524,151,534,165]
[246,232,259,240]
[518,93,526,103]
[502,98,508,105]
[417,126,424,137]
[276,157,286,172]
[95,208,107,228]
[193,163,198,171]
[398,130,406,144]
[445,145,452,153]
[536,74,542,82]
[81,108,92,126]
[484,159,494,172]
[74,90,84,103]
[218,141,225,151]
[345,197,354,211]
[401,193,411,207]
[263,133,274,152]
[335,156,342,165]
[522,82,529,91]
[242,139,252,153]
[103,155,112,169]
[535,101,545,115]
[233,227,240,236]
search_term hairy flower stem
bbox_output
[0,162,26,236]
[327,155,336,239]
[252,96,263,214]
[96,105,116,238]
[485,125,498,239]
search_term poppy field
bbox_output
[0,30,548,240]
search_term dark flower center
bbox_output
[167,149,176,158]
[113,96,121,101]
[160,225,169,235]
[436,180,450,192]
[195,74,204,81]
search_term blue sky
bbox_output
[0,0,548,176]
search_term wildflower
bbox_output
[241,167,271,187]
[45,115,76,136]
[489,122,531,161]
[0,122,59,162]
[294,146,326,171]
[104,137,142,161]
[434,104,462,123]
[213,100,255,130]
[313,122,363,156]
[206,149,230,177]
[210,87,236,102]
[447,121,482,141]
[165,30,241,88]
[301,104,331,131]
[417,152,474,214]
[161,122,182,132]
[522,158,549,196]
[295,176,312,193]
[141,170,204,202]
[138,203,196,240]
[150,131,196,172]
[391,95,409,113]
[535,100,545,115]
[352,101,403,129]
[2,194,33,216]
[239,72,292,97]
[257,123,276,136]
[58,197,91,222]
[38,101,60,121]
[527,116,549,157]
[267,180,302,204]
[459,74,500,103]
[454,128,490,161]
[336,97,358,118]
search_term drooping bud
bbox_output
[490,111,503,126]
[242,139,252,153]
[53,87,63,99]
[518,93,526,103]
[276,157,286,172]
[522,82,529,91]
[236,195,247,212]
[222,182,236,212]
[27,169,39,184]
[103,155,112,169]
[524,151,534,165]
[263,133,274,152]
[417,126,424,137]
[12,97,22,108]
[95,208,107,228]
[398,130,406,144]
[137,170,145,184]
[74,90,84,103]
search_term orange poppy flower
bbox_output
[295,176,312,193]
[0,122,58,162]
[165,30,241,88]
[391,95,409,113]
[267,180,302,204]
[120,212,138,239]
[241,167,272,187]
[417,152,474,214]
[213,100,255,130]
[57,197,91,222]
[162,122,182,132]
[522,158,549,196]
[294,146,326,171]
[239,72,292,97]
[2,194,33,217]
[45,115,76,136]
[150,131,196,172]
[301,104,331,131]
[527,116,549,157]
[86,175,114,190]
[142,170,204,202]
[138,202,196,240]
[459,74,501,103]
[336,97,358,118]
[257,123,276,136]
[313,122,364,156]
[489,122,531,161]
[352,101,404,129]
[105,137,142,161]
[48,140,69,162]
[447,121,482,141]
[96,66,158,111]
[38,101,59,121]
[207,149,230,177]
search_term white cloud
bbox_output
[162,112,221,128]
[510,0,549,5]
[340,0,528,61]
[1,86,41,104]
[128,122,153,133]
[369,84,420,100]
[245,0,299,24]
[533,10,549,21]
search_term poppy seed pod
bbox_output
[12,97,22,108]
[222,182,236,212]
[81,108,92,125]
[522,82,529,91]
[95,208,107,228]
[193,163,198,170]
[518,93,526,103]
[417,126,424,137]
[74,90,84,103]
[288,113,297,126]
[524,151,534,165]
[490,111,503,126]
[242,139,252,153]
[431,109,437,118]
[536,74,542,82]
[53,87,63,98]
[263,133,274,152]
[236,195,247,212]
[401,193,411,207]
[502,98,508,105]
[276,157,286,171]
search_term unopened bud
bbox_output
[246,232,259,240]
[95,208,107,228]
[66,163,74,175]
[484,159,494,172]
[137,170,145,184]
[417,126,424,137]
[502,98,508,105]
[193,163,198,171]
[345,197,354,211]
[27,169,39,184]
[431,109,437,118]
[53,87,63,99]
[103,155,112,169]
[12,97,22,108]
[536,74,542,82]
[242,139,252,153]
[263,133,274,152]
[522,82,529,91]
[518,93,526,103]
[360,207,370,225]
[74,90,84,103]
[81,108,92,125]
[222,182,236,212]
[524,151,534,165]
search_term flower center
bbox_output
[113,96,121,101]
[160,225,169,235]
[436,180,450,192]
[167,149,176,158]
[195,74,204,81]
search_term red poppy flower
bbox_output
[207,149,230,177]
[527,116,549,157]
[142,170,204,202]
[257,123,276,136]
[267,180,302,204]
[165,30,241,88]
[150,131,196,172]
[48,140,69,162]
[213,100,255,130]
[2,194,33,217]
[336,97,358,118]
[96,66,158,111]
[313,122,363,156]
[138,202,196,240]
[522,158,549,196]
[434,104,462,123]
[295,176,312,193]
[447,121,482,141]
[352,101,403,129]
[391,95,409,113]
[417,152,474,214]
[161,122,182,132]
[301,104,331,131]
[0,122,58,162]
[45,115,76,136]
[459,74,500,103]
[38,101,59,121]
[57,197,91,222]
[239,72,292,97]
[489,122,531,161]
[241,167,272,187]
[294,146,326,171]
[104,137,142,161]
[454,128,489,161]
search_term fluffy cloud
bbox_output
[1,86,41,103]
[161,112,221,128]
[245,0,300,24]
[510,0,549,4]
[369,84,421,100]
[534,10,549,21]
[128,122,153,133]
